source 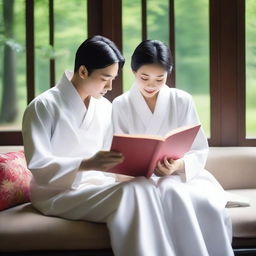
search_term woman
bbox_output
[112,40,234,256]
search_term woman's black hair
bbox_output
[74,35,125,75]
[131,40,173,72]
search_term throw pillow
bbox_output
[0,151,32,211]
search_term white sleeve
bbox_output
[101,117,117,181]
[112,97,130,134]
[22,100,83,189]
[178,93,209,181]
[102,102,114,150]
[102,122,114,150]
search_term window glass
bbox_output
[54,0,87,82]
[122,0,142,92]
[0,0,26,131]
[147,0,169,46]
[246,0,256,138]
[35,0,50,96]
[174,0,210,136]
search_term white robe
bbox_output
[22,71,116,209]
[22,71,183,256]
[23,72,234,256]
[112,83,234,256]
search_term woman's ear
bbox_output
[79,65,88,79]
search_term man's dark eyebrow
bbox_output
[101,74,117,78]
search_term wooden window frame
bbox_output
[0,0,255,146]
[209,0,255,146]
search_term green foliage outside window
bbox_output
[123,0,210,135]
[246,0,256,137]
[0,0,255,137]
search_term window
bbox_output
[35,0,50,96]
[35,0,88,95]
[174,0,210,136]
[246,0,256,138]
[0,0,255,146]
[122,0,142,92]
[0,0,87,143]
[54,0,87,82]
[123,0,210,136]
[147,0,169,45]
[122,0,169,93]
[0,0,26,131]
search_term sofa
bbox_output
[0,146,256,256]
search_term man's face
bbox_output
[79,63,119,99]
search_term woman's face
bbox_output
[133,64,168,99]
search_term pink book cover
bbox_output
[108,124,201,177]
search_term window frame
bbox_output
[0,0,255,146]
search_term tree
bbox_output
[0,0,17,123]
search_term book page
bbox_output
[164,124,200,140]
[109,136,160,177]
[114,133,163,141]
[148,124,201,175]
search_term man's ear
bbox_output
[79,65,88,79]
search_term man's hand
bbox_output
[154,156,184,177]
[79,151,124,172]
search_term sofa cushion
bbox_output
[0,146,24,154]
[206,147,256,190]
[227,189,256,239]
[0,151,32,211]
[1,188,255,252]
[0,203,111,252]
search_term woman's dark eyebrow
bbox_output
[141,73,165,77]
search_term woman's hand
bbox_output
[154,156,184,177]
[79,151,124,172]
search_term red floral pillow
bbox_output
[0,151,32,211]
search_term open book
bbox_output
[108,124,201,178]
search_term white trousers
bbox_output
[40,176,234,256]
